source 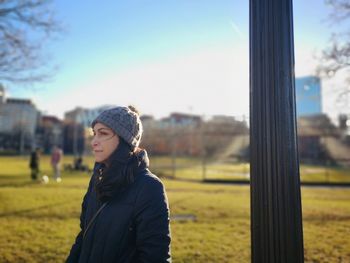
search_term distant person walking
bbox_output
[51,145,63,182]
[29,148,41,180]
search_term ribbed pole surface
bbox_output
[249,0,304,262]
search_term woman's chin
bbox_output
[94,156,103,163]
[94,157,107,163]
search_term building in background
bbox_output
[159,112,202,128]
[294,77,350,165]
[65,105,113,127]
[64,105,113,154]
[339,114,350,137]
[36,116,64,154]
[0,85,39,153]
[295,76,322,117]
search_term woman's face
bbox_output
[91,122,120,164]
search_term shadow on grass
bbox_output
[0,200,80,219]
[303,213,350,222]
[0,175,39,188]
[0,172,91,188]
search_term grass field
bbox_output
[149,156,350,183]
[0,156,349,262]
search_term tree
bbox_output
[317,0,350,105]
[0,0,60,85]
[318,0,350,75]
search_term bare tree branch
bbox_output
[317,35,350,76]
[326,0,350,23]
[318,1,350,76]
[0,0,61,86]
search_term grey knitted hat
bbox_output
[91,106,143,149]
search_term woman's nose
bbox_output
[91,137,98,147]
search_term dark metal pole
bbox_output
[249,0,304,262]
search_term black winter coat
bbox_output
[66,152,171,263]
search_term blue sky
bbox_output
[6,0,348,120]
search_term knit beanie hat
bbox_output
[91,106,143,150]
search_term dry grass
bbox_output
[0,156,349,262]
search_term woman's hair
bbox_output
[94,138,142,202]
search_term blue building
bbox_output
[295,76,322,117]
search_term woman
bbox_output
[66,106,171,263]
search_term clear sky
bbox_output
[6,0,348,120]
